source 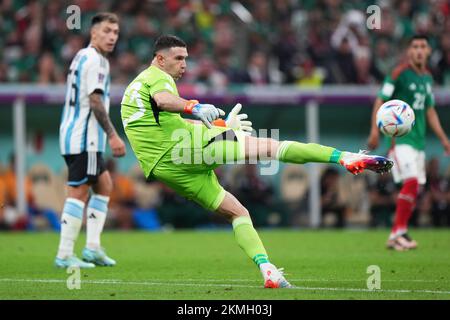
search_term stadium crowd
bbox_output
[0,155,449,231]
[1,0,450,86]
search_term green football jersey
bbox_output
[121,65,195,176]
[377,63,435,150]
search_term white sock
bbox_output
[57,198,85,259]
[86,194,109,250]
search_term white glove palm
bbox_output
[225,103,253,135]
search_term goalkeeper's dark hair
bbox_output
[91,12,119,27]
[153,35,187,57]
[408,34,429,45]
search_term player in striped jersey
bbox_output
[55,13,126,268]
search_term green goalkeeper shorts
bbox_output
[150,126,246,211]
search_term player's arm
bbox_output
[368,97,385,150]
[427,107,450,155]
[184,103,253,135]
[89,91,125,157]
[368,73,397,150]
[153,91,224,128]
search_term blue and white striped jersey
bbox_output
[59,45,110,155]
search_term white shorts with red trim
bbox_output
[388,144,426,185]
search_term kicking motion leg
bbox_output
[244,137,393,174]
[216,192,293,289]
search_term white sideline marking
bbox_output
[0,278,449,295]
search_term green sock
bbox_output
[276,141,342,164]
[232,216,269,267]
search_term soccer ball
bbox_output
[376,99,415,137]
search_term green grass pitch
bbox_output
[0,229,449,300]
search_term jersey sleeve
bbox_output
[425,81,435,109]
[85,55,107,95]
[148,78,176,97]
[377,74,397,101]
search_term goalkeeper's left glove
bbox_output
[212,103,253,135]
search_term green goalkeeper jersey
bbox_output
[121,65,195,176]
[377,62,435,150]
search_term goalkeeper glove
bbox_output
[212,103,253,135]
[184,100,225,129]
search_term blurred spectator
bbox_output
[396,0,415,40]
[212,15,236,56]
[326,37,357,83]
[273,20,299,83]
[37,51,65,84]
[294,58,325,87]
[238,51,272,84]
[367,173,397,228]
[215,52,242,84]
[424,158,450,227]
[127,12,158,63]
[435,50,450,86]
[105,158,136,229]
[371,37,397,81]
[0,1,449,85]
[189,55,227,89]
[112,51,140,85]
[320,167,349,228]
[331,9,367,55]
[353,46,377,84]
[248,1,274,53]
[61,35,86,65]
[0,63,8,82]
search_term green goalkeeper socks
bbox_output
[232,216,269,267]
[276,141,342,164]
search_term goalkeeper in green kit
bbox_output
[121,35,393,288]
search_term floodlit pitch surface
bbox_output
[0,230,449,300]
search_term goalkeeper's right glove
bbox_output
[184,100,225,129]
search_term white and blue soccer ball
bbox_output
[376,99,415,137]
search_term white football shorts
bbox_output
[388,144,426,185]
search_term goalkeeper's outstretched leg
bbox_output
[243,136,393,175]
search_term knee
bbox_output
[220,202,250,222]
[235,205,250,219]
[67,186,89,203]
[95,174,113,196]
[402,178,419,196]
[400,178,419,202]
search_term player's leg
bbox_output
[216,192,292,288]
[151,149,292,288]
[55,152,96,268]
[243,136,393,174]
[387,145,420,250]
[82,154,116,266]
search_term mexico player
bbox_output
[368,35,450,251]
[56,13,126,268]
[121,35,393,288]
